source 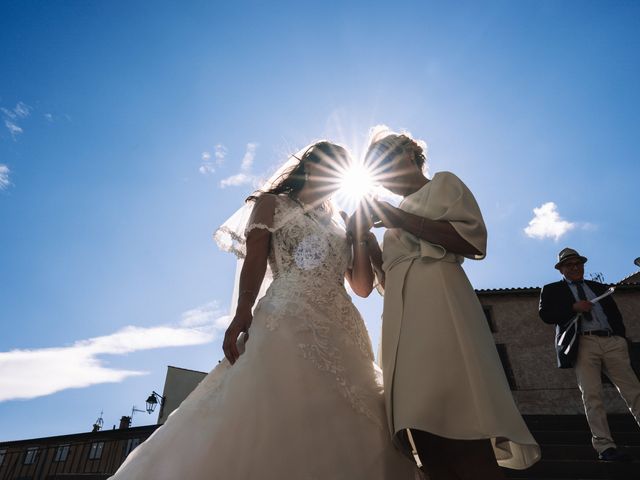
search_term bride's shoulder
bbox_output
[254,194,298,219]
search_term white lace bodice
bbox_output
[264,196,349,289]
[246,195,378,426]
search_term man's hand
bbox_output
[223,308,252,364]
[573,300,593,313]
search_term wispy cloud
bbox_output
[199,144,229,175]
[0,164,9,190]
[524,202,576,241]
[4,120,23,138]
[199,151,215,175]
[215,144,227,165]
[1,102,31,139]
[0,301,230,402]
[220,143,258,188]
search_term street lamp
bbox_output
[145,391,165,414]
[634,257,640,268]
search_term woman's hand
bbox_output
[223,308,253,365]
[367,199,401,229]
[341,206,373,240]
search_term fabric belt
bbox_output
[581,330,613,337]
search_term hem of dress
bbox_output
[393,425,541,470]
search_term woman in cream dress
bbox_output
[108,141,422,480]
[357,128,541,480]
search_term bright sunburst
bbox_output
[335,162,375,210]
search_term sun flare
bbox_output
[335,162,376,209]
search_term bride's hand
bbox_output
[223,308,252,365]
[339,211,354,245]
[349,203,374,238]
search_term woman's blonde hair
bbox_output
[365,125,428,172]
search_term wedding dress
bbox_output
[109,194,422,479]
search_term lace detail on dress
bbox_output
[245,222,277,236]
[247,195,381,427]
[298,315,383,430]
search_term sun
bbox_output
[334,162,376,210]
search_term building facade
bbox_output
[0,424,159,480]
[479,281,640,415]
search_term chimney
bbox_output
[119,416,131,429]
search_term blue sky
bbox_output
[1,1,639,441]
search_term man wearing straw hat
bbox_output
[539,247,640,462]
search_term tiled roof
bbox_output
[475,282,640,295]
[620,271,640,284]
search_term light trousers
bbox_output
[574,335,640,453]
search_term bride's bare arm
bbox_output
[346,235,375,297]
[366,232,385,290]
[343,206,375,297]
[223,194,275,364]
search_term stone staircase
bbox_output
[505,415,640,480]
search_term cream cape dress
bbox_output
[380,172,541,470]
[109,195,422,480]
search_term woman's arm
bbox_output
[370,200,481,257]
[222,195,275,364]
[341,208,374,297]
[366,232,385,290]
[346,236,375,297]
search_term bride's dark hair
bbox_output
[247,141,348,202]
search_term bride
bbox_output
[109,141,422,479]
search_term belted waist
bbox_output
[581,330,613,337]
[383,251,461,273]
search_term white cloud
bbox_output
[180,301,229,329]
[44,113,53,122]
[199,164,215,175]
[219,143,258,188]
[0,164,9,190]
[220,172,254,188]
[4,120,23,138]
[199,145,228,175]
[14,102,31,118]
[240,143,257,171]
[524,202,576,241]
[199,151,215,175]
[215,144,227,165]
[0,301,230,402]
[2,102,31,139]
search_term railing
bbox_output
[0,437,134,480]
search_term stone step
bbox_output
[524,415,639,433]
[505,459,640,479]
[531,430,640,446]
[540,444,640,461]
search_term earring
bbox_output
[304,171,310,181]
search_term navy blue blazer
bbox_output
[538,280,626,368]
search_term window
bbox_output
[24,447,38,465]
[124,438,140,456]
[88,442,104,460]
[495,344,517,389]
[54,445,70,462]
[0,449,6,466]
[483,306,496,332]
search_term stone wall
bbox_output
[478,285,640,414]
